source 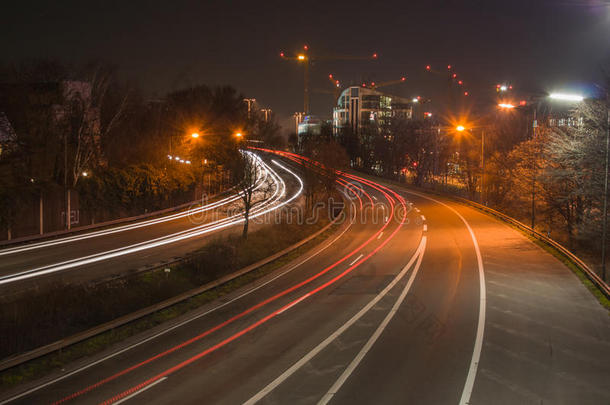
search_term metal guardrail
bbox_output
[0,188,235,248]
[447,195,610,300]
[352,171,610,300]
[0,208,346,373]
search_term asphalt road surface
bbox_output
[0,152,301,295]
[1,152,608,405]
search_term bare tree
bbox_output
[235,152,272,238]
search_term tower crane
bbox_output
[362,76,407,90]
[279,45,378,114]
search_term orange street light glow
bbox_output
[456,125,466,132]
[498,103,515,109]
[191,133,200,138]
[297,54,306,60]
[235,132,243,137]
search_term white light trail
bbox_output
[0,161,269,257]
[0,153,303,285]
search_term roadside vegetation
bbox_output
[0,215,329,360]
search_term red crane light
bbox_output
[362,83,366,87]
[372,53,378,59]
[519,100,527,106]
[458,80,463,85]
[303,45,308,50]
[426,65,431,71]
[452,73,457,78]
[280,52,284,57]
[509,85,513,90]
[371,82,376,86]
[447,65,452,70]
[464,91,469,96]
[329,74,333,78]
[401,77,406,81]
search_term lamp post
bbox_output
[602,87,609,282]
[456,125,486,204]
[498,92,584,232]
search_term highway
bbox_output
[0,152,302,293]
[1,151,609,404]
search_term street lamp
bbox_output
[455,124,486,204]
[549,93,584,102]
[497,91,585,231]
[191,132,200,139]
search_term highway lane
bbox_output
[0,153,299,292]
[2,154,609,404]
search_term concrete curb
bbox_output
[0,208,346,373]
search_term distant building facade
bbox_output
[332,86,413,135]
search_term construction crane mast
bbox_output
[279,45,378,114]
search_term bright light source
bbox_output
[235,132,243,137]
[401,77,406,81]
[280,52,284,57]
[426,65,431,71]
[191,133,199,138]
[168,155,172,159]
[303,45,308,50]
[82,172,88,177]
[519,100,527,106]
[500,85,508,91]
[549,93,584,102]
[498,103,515,109]
[329,74,333,78]
[458,80,463,85]
[447,65,452,70]
[371,82,376,86]
[297,54,305,60]
[185,160,191,164]
[456,125,466,132]
[464,91,469,96]
[412,98,419,103]
[372,53,378,59]
[175,156,180,160]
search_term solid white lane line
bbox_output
[318,238,427,405]
[244,237,426,405]
[113,377,167,404]
[377,232,383,240]
[423,224,427,232]
[0,179,356,405]
[349,254,364,266]
[402,190,486,405]
[0,155,298,285]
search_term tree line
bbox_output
[297,97,608,278]
[0,59,282,237]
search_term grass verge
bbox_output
[0,217,338,392]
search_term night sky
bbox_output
[2,0,609,128]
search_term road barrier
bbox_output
[0,189,234,248]
[0,206,346,373]
[453,196,610,300]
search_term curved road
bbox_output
[1,151,608,404]
[0,152,301,293]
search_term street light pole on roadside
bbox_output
[455,124,486,205]
[601,87,609,282]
